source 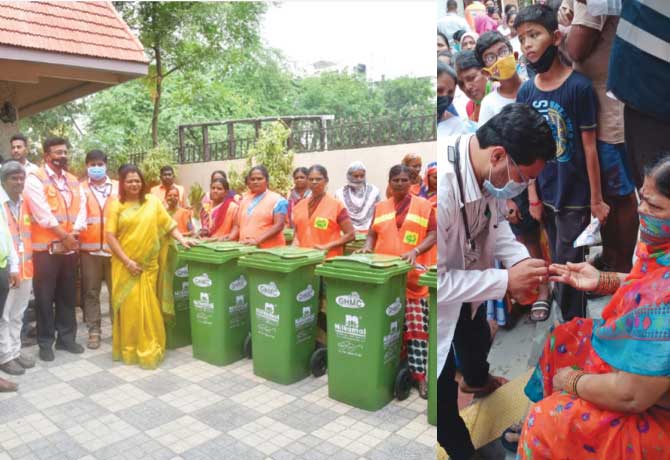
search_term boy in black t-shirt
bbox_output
[515,4,608,321]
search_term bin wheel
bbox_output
[395,366,412,401]
[310,347,328,377]
[244,334,252,359]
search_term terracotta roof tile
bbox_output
[0,1,147,63]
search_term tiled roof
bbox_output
[0,1,148,63]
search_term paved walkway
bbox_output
[0,303,435,460]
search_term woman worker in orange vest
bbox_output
[165,187,193,237]
[292,165,355,258]
[358,164,437,399]
[385,153,424,198]
[201,177,239,240]
[227,165,288,248]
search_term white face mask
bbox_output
[482,157,529,200]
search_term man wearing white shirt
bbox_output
[9,134,38,175]
[438,0,472,48]
[73,150,117,350]
[437,104,555,459]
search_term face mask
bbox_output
[483,54,517,81]
[639,212,670,246]
[87,166,107,181]
[51,157,68,169]
[437,95,454,120]
[483,158,528,200]
[527,44,557,74]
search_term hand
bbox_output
[591,200,610,224]
[125,259,143,277]
[552,367,575,393]
[507,258,549,304]
[63,234,79,251]
[529,202,543,223]
[558,5,573,27]
[9,273,19,288]
[242,237,258,246]
[179,239,194,249]
[354,246,372,254]
[506,199,521,225]
[313,244,330,251]
[401,249,418,265]
[549,262,599,292]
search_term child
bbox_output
[515,4,609,321]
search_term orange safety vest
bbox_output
[169,207,192,235]
[29,167,81,252]
[79,179,118,252]
[151,184,185,207]
[424,194,437,266]
[210,201,239,239]
[238,191,286,249]
[372,195,434,298]
[4,200,33,280]
[293,194,347,259]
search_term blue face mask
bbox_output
[639,212,670,245]
[483,157,529,200]
[87,166,107,181]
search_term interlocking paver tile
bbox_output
[42,398,109,430]
[159,384,223,413]
[146,416,220,454]
[117,399,185,432]
[65,413,139,452]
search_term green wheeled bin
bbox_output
[165,251,191,349]
[314,254,413,411]
[238,247,325,384]
[179,242,256,366]
[419,266,437,426]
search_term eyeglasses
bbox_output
[509,157,534,185]
[483,46,511,66]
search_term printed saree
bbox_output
[518,242,670,459]
[106,194,176,369]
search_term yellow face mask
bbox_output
[483,54,517,81]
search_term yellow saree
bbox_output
[106,194,176,369]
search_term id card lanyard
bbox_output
[447,136,476,251]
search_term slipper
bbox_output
[530,299,551,322]
[501,423,522,453]
[459,374,509,398]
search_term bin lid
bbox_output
[418,265,437,289]
[238,246,325,273]
[315,254,412,284]
[178,241,256,264]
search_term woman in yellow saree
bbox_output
[105,165,192,369]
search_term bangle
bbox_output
[529,201,542,207]
[573,372,585,397]
[565,370,585,395]
[594,271,620,295]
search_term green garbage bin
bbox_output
[165,253,191,349]
[315,254,413,411]
[178,242,256,366]
[343,232,367,255]
[238,247,325,384]
[419,266,437,426]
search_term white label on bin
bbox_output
[256,302,280,324]
[193,273,212,288]
[385,298,402,317]
[296,284,315,302]
[383,321,402,364]
[193,292,214,310]
[228,295,248,329]
[229,275,247,291]
[335,292,365,309]
[295,306,316,344]
[174,281,189,301]
[175,265,189,278]
[258,282,280,298]
[334,314,366,358]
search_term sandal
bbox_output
[501,423,522,453]
[530,299,551,322]
[87,332,101,350]
[459,374,509,398]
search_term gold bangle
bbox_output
[573,372,585,397]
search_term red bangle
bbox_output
[529,201,542,207]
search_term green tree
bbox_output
[115,1,266,147]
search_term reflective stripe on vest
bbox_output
[30,168,81,252]
[5,201,33,280]
[78,180,117,253]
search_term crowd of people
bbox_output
[438,0,669,459]
[0,134,439,403]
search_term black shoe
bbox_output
[55,342,85,354]
[39,347,55,362]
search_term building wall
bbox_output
[175,141,437,202]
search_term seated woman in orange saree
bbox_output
[517,164,670,460]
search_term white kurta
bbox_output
[437,134,529,376]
